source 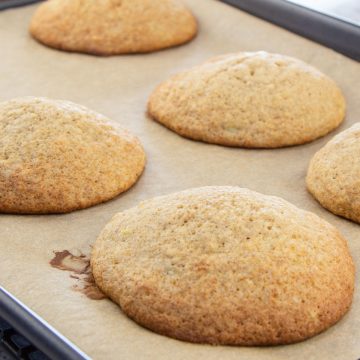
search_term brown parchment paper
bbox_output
[0,1,359,359]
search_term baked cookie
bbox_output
[0,97,145,214]
[307,123,360,223]
[91,186,354,345]
[29,0,197,55]
[148,51,345,147]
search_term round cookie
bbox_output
[0,97,145,214]
[148,51,345,148]
[29,0,197,55]
[91,186,354,345]
[307,123,360,223]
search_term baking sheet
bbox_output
[0,1,359,359]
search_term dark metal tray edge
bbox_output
[0,287,90,360]
[220,0,360,61]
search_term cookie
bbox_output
[307,123,360,223]
[29,0,197,55]
[91,186,354,345]
[148,51,345,147]
[0,97,145,214]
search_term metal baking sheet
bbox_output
[221,0,360,61]
[0,1,359,359]
[0,0,41,11]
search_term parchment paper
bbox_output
[0,1,359,359]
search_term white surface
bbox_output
[287,0,360,24]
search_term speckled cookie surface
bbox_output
[91,186,354,345]
[0,97,145,214]
[148,51,345,147]
[307,123,360,223]
[29,0,197,55]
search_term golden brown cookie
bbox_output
[148,51,345,147]
[91,186,354,345]
[0,97,145,214]
[29,0,197,55]
[307,123,360,223]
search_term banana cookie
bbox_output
[148,51,345,147]
[30,0,197,55]
[307,123,360,223]
[0,97,145,213]
[91,186,354,345]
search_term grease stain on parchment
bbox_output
[50,250,106,300]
